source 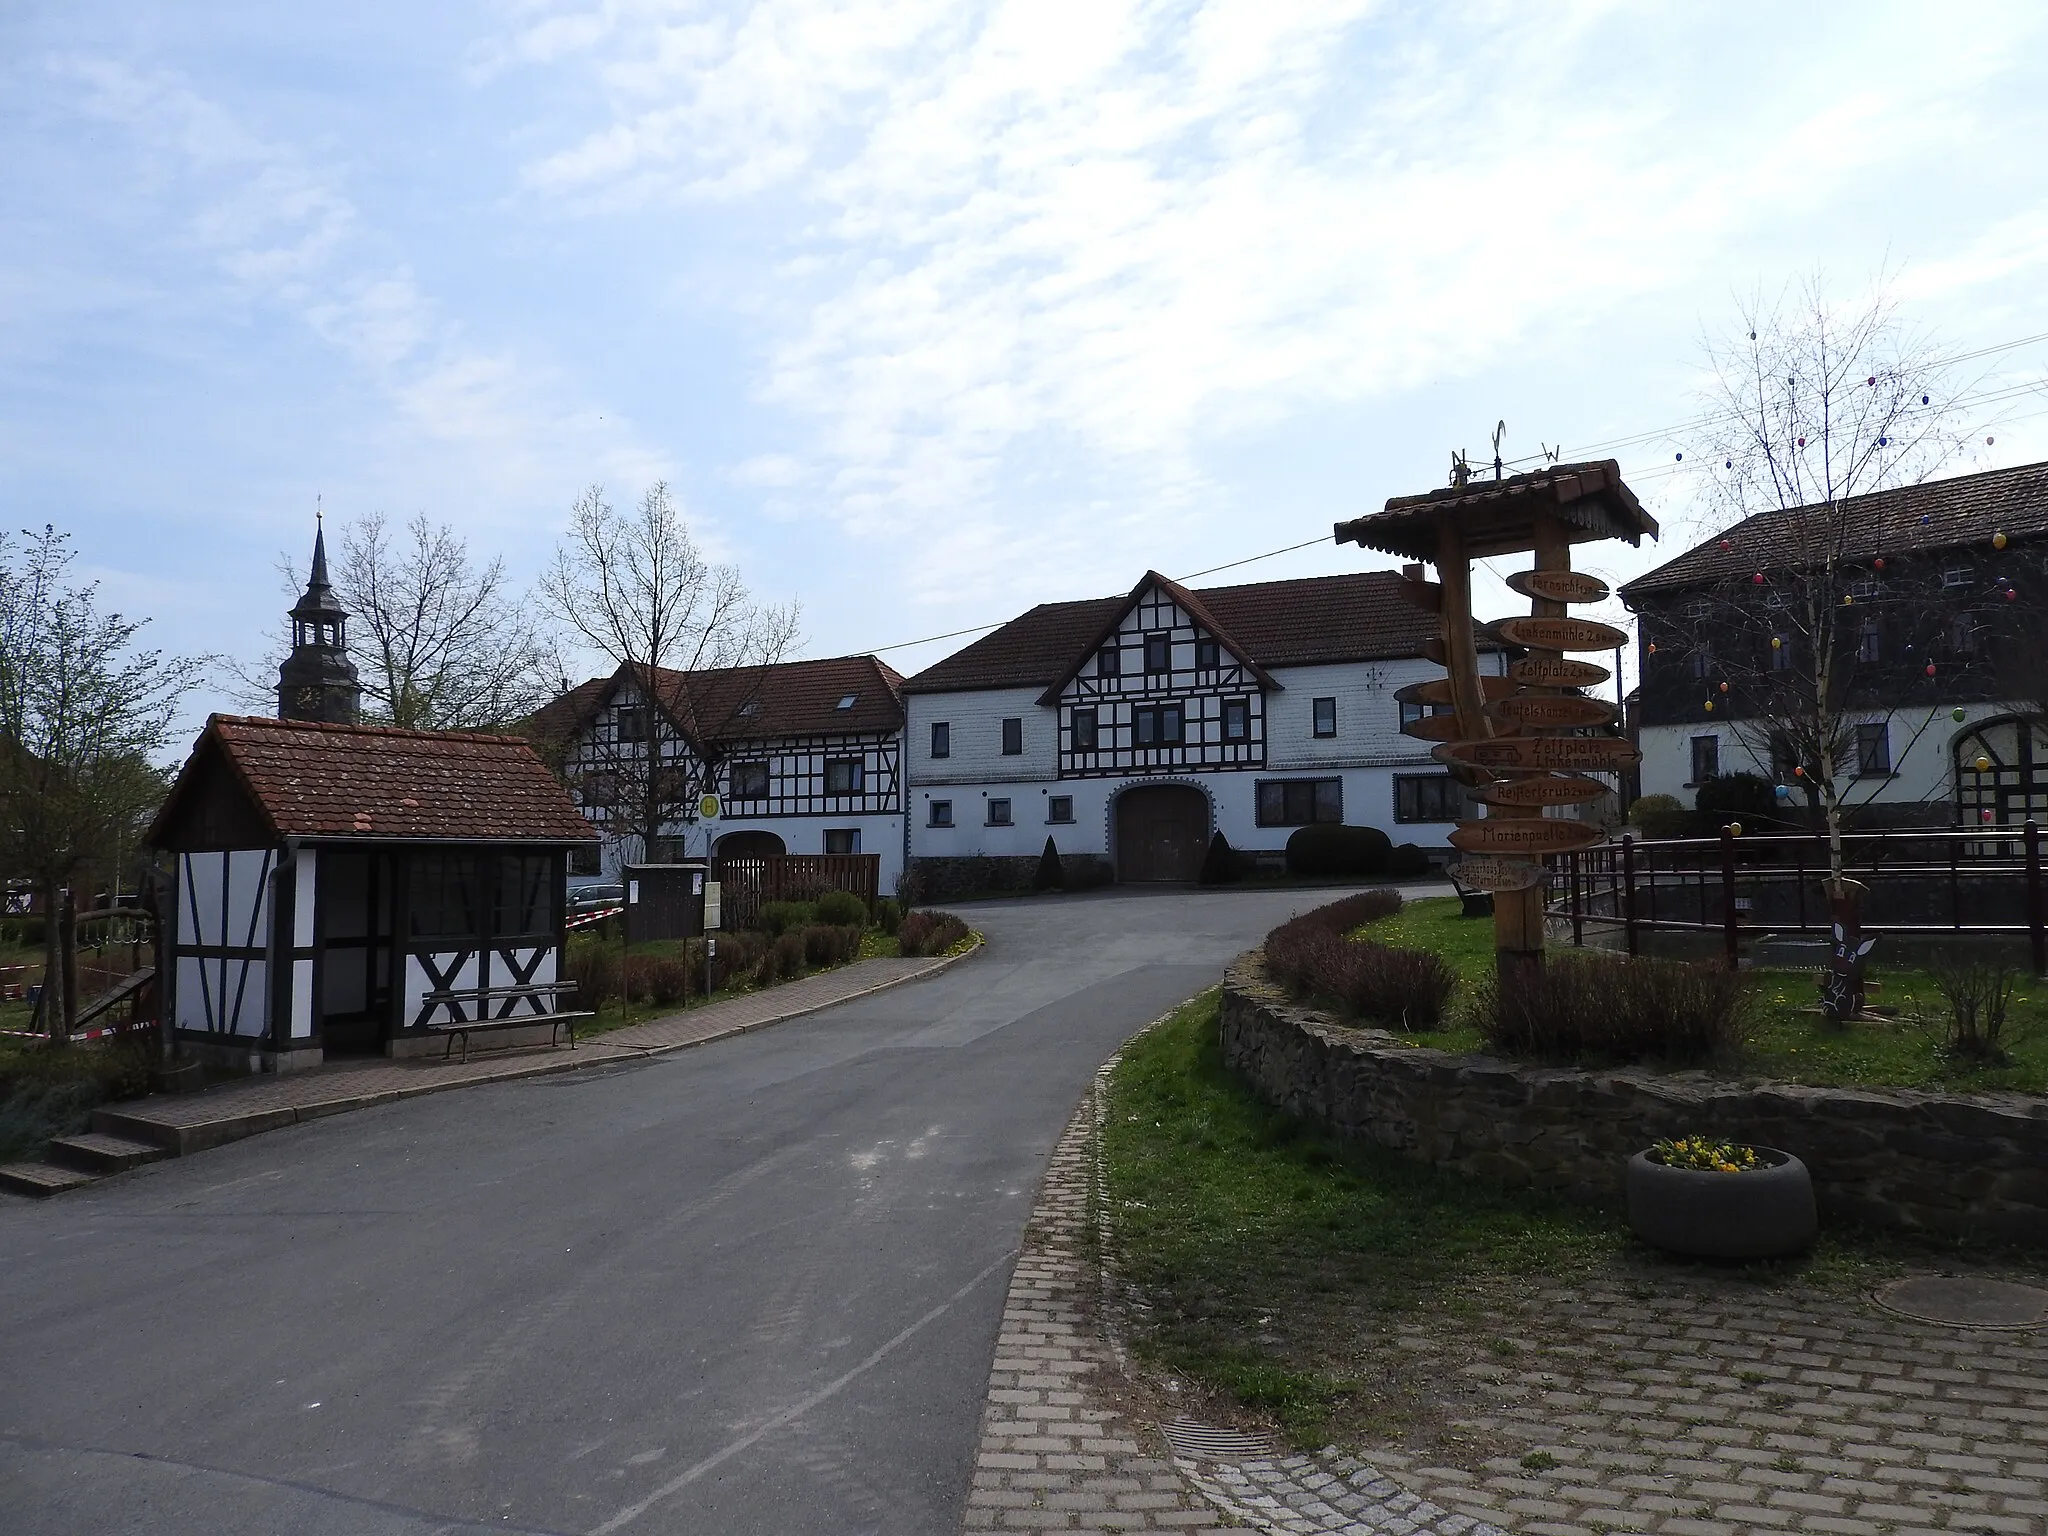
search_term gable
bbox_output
[149,735,279,852]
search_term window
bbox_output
[730,761,770,799]
[616,704,650,741]
[647,836,688,864]
[987,798,1012,826]
[836,694,857,710]
[1135,703,1184,745]
[1071,708,1098,750]
[1951,614,1979,654]
[1312,697,1337,737]
[1857,620,1881,663]
[1770,635,1792,672]
[1096,644,1121,677]
[1048,795,1074,823]
[407,852,482,941]
[929,800,953,827]
[577,768,617,809]
[570,845,601,876]
[825,758,864,795]
[1144,633,1171,673]
[1691,647,1713,679]
[1001,717,1023,755]
[1942,565,1972,589]
[1855,722,1892,777]
[1256,778,1343,827]
[931,721,950,759]
[1222,697,1250,742]
[737,700,760,718]
[1690,735,1720,784]
[824,828,861,855]
[1394,775,1463,823]
[1195,637,1220,670]
[1399,700,1454,728]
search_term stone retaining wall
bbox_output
[1220,951,2048,1244]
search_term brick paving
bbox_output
[27,946,973,1163]
[976,1032,2048,1536]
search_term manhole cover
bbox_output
[1874,1276,2048,1329]
[1162,1416,1279,1462]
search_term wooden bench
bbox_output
[421,981,590,1061]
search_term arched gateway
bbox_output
[1114,784,1210,883]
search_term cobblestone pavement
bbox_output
[972,1033,2048,1536]
[67,946,973,1153]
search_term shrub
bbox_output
[1285,824,1392,878]
[799,923,864,968]
[0,1039,156,1162]
[898,909,970,958]
[1475,952,1748,1066]
[813,889,868,927]
[625,953,691,1007]
[875,898,902,937]
[1034,836,1065,892]
[1259,891,1450,1027]
[1387,842,1431,879]
[1626,793,1689,839]
[698,930,765,991]
[1927,954,2019,1062]
[1694,772,1778,824]
[564,941,621,1008]
[758,900,816,936]
[755,930,809,986]
[1199,830,1242,886]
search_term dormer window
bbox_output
[738,701,760,717]
[836,694,857,710]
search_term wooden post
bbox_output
[58,888,79,1045]
[1720,826,1739,971]
[1569,851,1584,948]
[1621,833,1638,957]
[2027,819,2045,979]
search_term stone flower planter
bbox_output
[1625,1146,1817,1259]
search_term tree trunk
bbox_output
[41,881,67,1046]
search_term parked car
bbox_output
[566,882,627,917]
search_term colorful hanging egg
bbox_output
[1719,681,1729,693]
[1976,755,1993,772]
[1925,662,1937,677]
[1994,530,2009,550]
[1704,700,1714,712]
[1753,571,1765,584]
[1874,558,1885,570]
[1952,707,1966,722]
[1728,822,1744,837]
[1771,636,1782,649]
[1793,765,1805,777]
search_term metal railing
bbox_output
[1548,822,2047,973]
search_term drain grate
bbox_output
[1162,1416,1279,1462]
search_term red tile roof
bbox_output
[1619,459,2048,599]
[905,570,1498,695]
[149,715,597,846]
[533,654,906,752]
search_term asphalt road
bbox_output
[0,884,1391,1536]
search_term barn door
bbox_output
[1115,786,1209,882]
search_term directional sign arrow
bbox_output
[1487,693,1620,729]
[1434,736,1642,773]
[1472,774,1613,808]
[1509,656,1612,688]
[1450,818,1604,855]
[1493,615,1630,652]
[1506,569,1611,604]
[1448,856,1549,893]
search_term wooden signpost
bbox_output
[1337,461,1656,990]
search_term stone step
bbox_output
[47,1132,169,1174]
[0,1162,100,1197]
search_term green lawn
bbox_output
[1102,992,1907,1449]
[1356,897,2048,1094]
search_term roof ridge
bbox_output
[212,713,525,746]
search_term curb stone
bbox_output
[964,1002,1507,1535]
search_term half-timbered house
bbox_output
[1619,460,2048,827]
[532,655,908,890]
[902,570,1508,885]
[146,716,598,1072]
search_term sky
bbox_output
[4,0,2048,738]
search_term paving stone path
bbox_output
[970,1032,2048,1536]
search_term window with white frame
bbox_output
[1222,698,1250,741]
[1394,774,1462,823]
[1855,722,1892,777]
[1256,778,1342,826]
[1690,735,1720,784]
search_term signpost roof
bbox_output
[1334,460,1658,561]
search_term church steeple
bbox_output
[277,509,362,724]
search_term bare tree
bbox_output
[334,512,550,731]
[1669,275,1981,908]
[0,526,204,1041]
[539,482,800,862]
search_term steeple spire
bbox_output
[277,509,361,724]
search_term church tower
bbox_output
[276,515,362,724]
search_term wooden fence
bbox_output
[711,854,881,931]
[1548,822,2046,973]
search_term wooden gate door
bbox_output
[1116,786,1209,883]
